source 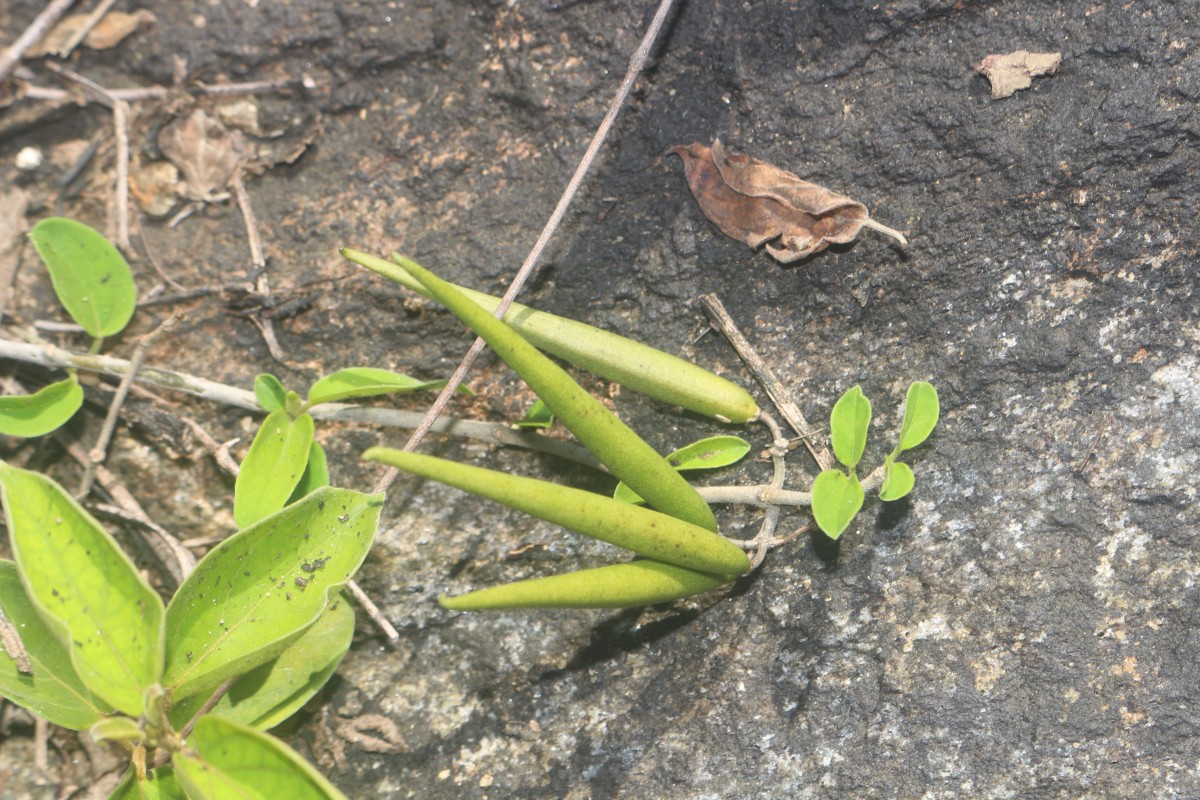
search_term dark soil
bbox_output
[2,1,1198,798]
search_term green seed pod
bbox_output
[341,248,759,423]
[439,560,736,610]
[365,448,749,575]
[382,258,719,532]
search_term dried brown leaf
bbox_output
[670,140,905,263]
[975,50,1061,99]
[28,10,155,57]
[158,109,246,202]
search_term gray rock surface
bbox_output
[1,0,1197,798]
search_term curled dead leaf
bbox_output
[670,140,906,263]
[158,109,246,202]
[130,160,184,218]
[975,50,1061,99]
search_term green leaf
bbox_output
[306,368,450,407]
[233,410,315,529]
[253,374,288,413]
[89,716,144,744]
[810,469,864,540]
[513,398,554,429]
[440,560,736,611]
[111,765,185,800]
[896,381,939,452]
[0,560,110,729]
[28,217,137,338]
[344,249,760,423]
[614,435,751,504]
[0,377,84,437]
[879,458,915,502]
[830,386,871,471]
[174,716,349,800]
[163,487,381,705]
[365,448,749,575]
[168,594,353,731]
[287,441,330,506]
[0,464,164,716]
[390,259,718,532]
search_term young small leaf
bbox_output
[28,217,137,338]
[233,409,315,529]
[810,469,864,540]
[0,560,110,730]
[287,440,330,505]
[440,560,736,611]
[306,368,450,407]
[89,716,144,744]
[896,381,939,452]
[110,765,184,800]
[614,435,751,505]
[174,716,350,800]
[254,374,288,412]
[168,594,354,731]
[830,386,871,471]
[513,398,555,429]
[879,458,915,502]
[0,377,83,437]
[163,487,381,704]
[0,464,164,716]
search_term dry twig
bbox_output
[0,0,77,85]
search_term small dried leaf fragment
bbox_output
[158,109,246,202]
[975,50,1061,99]
[670,140,906,263]
[28,10,155,56]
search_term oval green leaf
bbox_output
[0,560,111,729]
[163,487,381,704]
[390,259,718,532]
[111,765,184,800]
[0,464,165,716]
[29,217,137,338]
[344,248,760,423]
[879,458,915,502]
[365,448,748,575]
[0,377,84,438]
[233,410,315,529]
[287,440,330,505]
[440,560,736,611]
[174,716,349,800]
[615,435,751,504]
[830,385,871,471]
[810,469,864,540]
[168,593,354,732]
[253,374,288,412]
[306,367,450,408]
[897,381,939,452]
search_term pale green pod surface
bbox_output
[341,249,759,423]
[390,259,719,532]
[440,560,736,611]
[365,448,749,575]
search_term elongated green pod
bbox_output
[365,448,749,575]
[440,560,735,610]
[384,259,719,532]
[341,248,759,424]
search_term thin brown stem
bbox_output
[698,293,835,471]
[0,0,77,84]
[373,0,678,495]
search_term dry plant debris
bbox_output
[975,50,1062,99]
[27,10,156,57]
[670,139,907,263]
[158,108,247,203]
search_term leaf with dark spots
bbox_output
[669,140,907,263]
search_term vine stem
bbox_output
[372,0,679,495]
